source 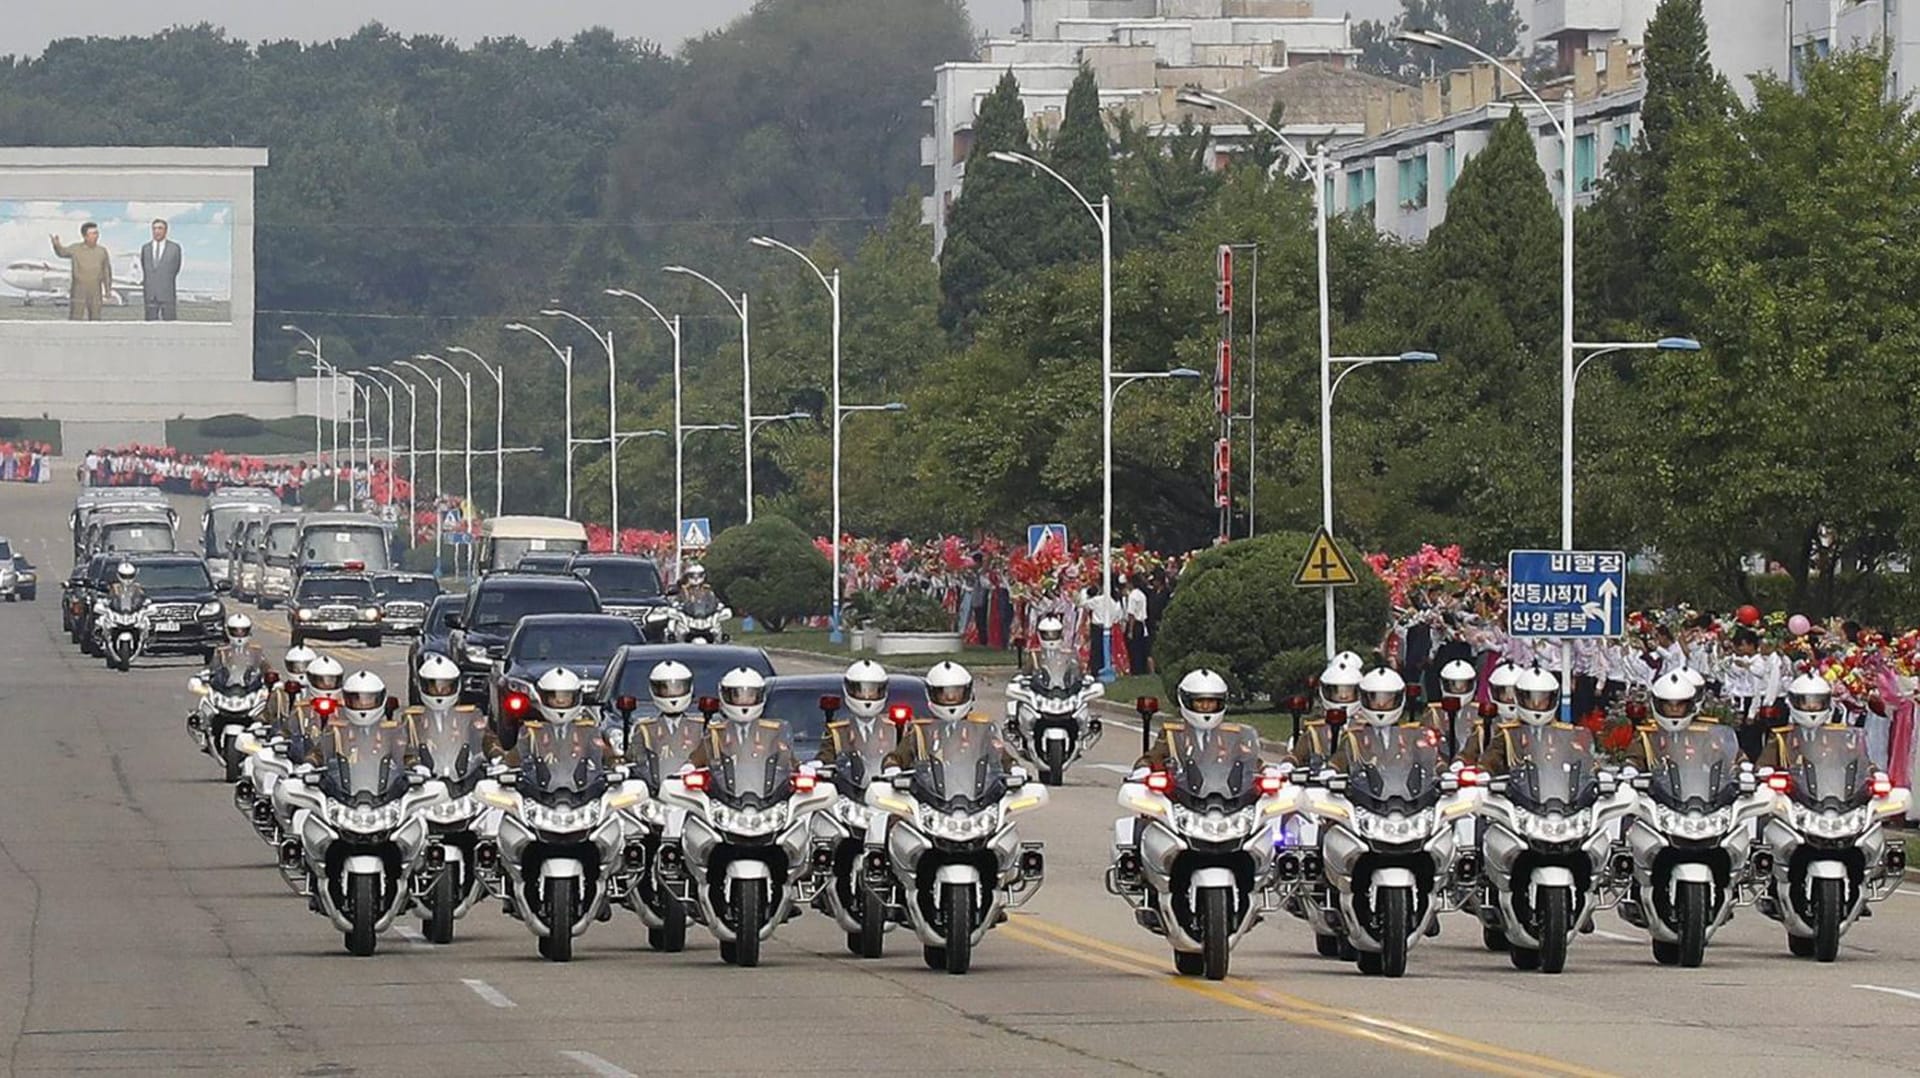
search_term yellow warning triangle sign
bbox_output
[1294,528,1359,588]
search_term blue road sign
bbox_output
[447,531,471,545]
[1028,523,1068,559]
[680,517,712,549]
[1505,550,1626,639]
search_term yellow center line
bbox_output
[1005,916,1616,1078]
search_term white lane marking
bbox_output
[1593,929,1641,944]
[392,924,429,946]
[1089,763,1132,775]
[1895,888,1920,899]
[461,979,516,1009]
[560,1050,638,1078]
[1854,984,1920,1003]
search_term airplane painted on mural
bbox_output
[0,252,224,307]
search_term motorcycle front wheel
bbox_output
[345,873,379,957]
[1677,879,1709,968]
[1813,876,1844,963]
[1041,740,1066,787]
[1376,887,1410,978]
[855,883,886,959]
[732,882,764,968]
[1537,886,1571,974]
[222,738,243,783]
[423,863,458,944]
[943,882,974,975]
[648,893,688,953]
[545,878,578,963]
[1200,886,1233,980]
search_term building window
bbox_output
[1397,155,1429,210]
[1443,144,1457,194]
[1613,123,1632,149]
[1346,167,1376,209]
[1574,133,1597,194]
[953,128,975,163]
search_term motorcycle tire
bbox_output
[1042,741,1066,788]
[922,945,946,970]
[943,881,974,975]
[650,898,687,953]
[1314,932,1343,958]
[1377,887,1410,979]
[1482,924,1511,953]
[1787,932,1816,958]
[424,864,458,944]
[733,882,764,968]
[1651,939,1681,965]
[1173,949,1205,976]
[222,739,243,784]
[364,633,382,649]
[1356,949,1384,975]
[856,884,886,959]
[1509,944,1541,971]
[720,940,738,964]
[1537,886,1571,974]
[1813,876,1843,963]
[546,877,578,963]
[1677,880,1710,968]
[346,873,379,957]
[1200,886,1233,981]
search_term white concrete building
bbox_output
[1526,0,1793,101]
[923,0,1361,253]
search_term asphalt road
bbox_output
[7,472,1920,1077]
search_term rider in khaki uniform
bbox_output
[882,662,1019,774]
[1475,667,1569,775]
[1132,669,1259,771]
[1326,668,1429,774]
[1755,673,1841,771]
[687,667,777,772]
[816,660,906,768]
[1622,671,1712,772]
[1283,652,1363,770]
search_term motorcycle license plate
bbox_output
[156,621,180,633]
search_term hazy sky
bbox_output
[1,0,1402,58]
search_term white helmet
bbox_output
[842,659,889,720]
[1680,667,1706,690]
[718,666,767,724]
[1035,615,1067,653]
[1333,650,1364,671]
[1319,655,1362,711]
[116,561,136,582]
[224,612,252,644]
[1487,661,1521,721]
[925,661,974,722]
[1785,673,1833,730]
[683,563,707,587]
[416,654,461,711]
[306,655,345,699]
[1650,671,1699,733]
[283,645,317,679]
[1513,666,1560,727]
[1354,668,1407,727]
[649,660,694,717]
[1176,668,1230,731]
[1438,659,1478,702]
[340,670,387,728]
[534,667,587,724]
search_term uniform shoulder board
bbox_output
[825,718,849,730]
[1495,721,1520,730]
[758,719,782,730]
[1769,724,1793,734]
[1635,722,1659,732]
[1160,720,1184,732]
[1695,716,1721,725]
[454,703,479,714]
[404,705,425,716]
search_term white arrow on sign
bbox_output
[1580,577,1619,630]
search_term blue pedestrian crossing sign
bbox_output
[1028,523,1068,560]
[441,506,463,530]
[1505,549,1627,639]
[680,518,712,549]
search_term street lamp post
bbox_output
[282,325,326,482]
[542,307,619,535]
[751,236,847,640]
[368,368,416,549]
[988,150,1119,677]
[746,411,812,517]
[448,347,506,518]
[394,361,445,573]
[677,422,742,567]
[419,354,474,530]
[603,289,685,571]
[665,266,757,522]
[506,323,577,517]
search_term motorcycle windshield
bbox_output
[1784,728,1874,813]
[1503,725,1601,815]
[1031,656,1083,693]
[519,720,610,809]
[1166,724,1262,811]
[1342,725,1443,816]
[1645,725,1743,813]
[832,719,897,796]
[412,708,490,789]
[707,722,797,811]
[208,660,265,695]
[683,593,720,619]
[316,723,411,808]
[110,590,144,614]
[910,719,1009,814]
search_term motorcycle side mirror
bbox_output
[1135,696,1158,718]
[1477,702,1499,719]
[264,670,280,687]
[615,695,638,716]
[697,696,721,719]
[284,681,302,696]
[611,763,632,784]
[1326,774,1349,794]
[1631,774,1651,791]
[818,694,843,716]
[302,771,321,786]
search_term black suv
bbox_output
[446,571,601,706]
[289,573,384,647]
[566,554,669,629]
[373,571,441,634]
[122,554,225,660]
[491,613,645,741]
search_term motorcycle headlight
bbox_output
[709,800,789,836]
[1169,803,1256,842]
[1791,803,1868,839]
[198,601,223,617]
[1519,809,1589,843]
[920,804,1001,841]
[524,799,604,833]
[329,801,403,833]
[1351,805,1435,843]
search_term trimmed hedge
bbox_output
[198,413,266,438]
[702,514,831,632]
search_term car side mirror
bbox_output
[445,614,463,629]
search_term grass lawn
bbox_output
[166,415,317,456]
[744,626,1024,668]
[0,418,63,454]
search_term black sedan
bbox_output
[594,643,778,730]
[760,672,930,759]
[492,613,645,740]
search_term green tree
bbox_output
[939,70,1050,336]
[1356,0,1526,84]
[702,514,833,630]
[1036,65,1114,263]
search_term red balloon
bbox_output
[1735,604,1761,626]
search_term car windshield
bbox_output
[265,523,298,562]
[608,650,775,707]
[301,525,390,570]
[299,577,375,601]
[492,537,588,571]
[471,585,598,630]
[100,522,175,553]
[0,539,12,561]
[376,576,440,602]
[12,556,29,571]
[132,562,213,591]
[424,598,462,635]
[571,560,662,600]
[206,505,271,554]
[511,622,643,666]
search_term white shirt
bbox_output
[1125,586,1148,624]
[150,240,165,264]
[1080,589,1120,627]
[1721,654,1755,700]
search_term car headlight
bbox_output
[465,645,491,663]
[199,601,223,617]
[360,607,382,620]
[296,608,314,621]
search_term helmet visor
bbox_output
[1654,695,1694,719]
[1518,688,1559,713]
[344,689,383,712]
[651,676,693,700]
[309,673,342,692]
[1442,676,1475,697]
[1492,684,1517,705]
[845,677,887,703]
[1322,682,1359,706]
[421,676,458,698]
[928,683,971,708]
[1361,689,1404,713]
[286,660,311,676]
[1182,692,1226,716]
[1038,626,1064,645]
[540,687,581,711]
[721,683,763,708]
[1789,690,1830,713]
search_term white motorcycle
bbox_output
[648,594,733,644]
[476,718,649,962]
[658,720,835,967]
[94,596,149,672]
[1291,726,1481,978]
[809,697,914,958]
[188,662,272,782]
[1468,725,1637,973]
[1618,724,1774,967]
[610,699,709,953]
[864,718,1049,974]
[1756,727,1912,961]
[1107,724,1297,979]
[1005,668,1103,786]
[273,714,449,956]
[408,705,496,944]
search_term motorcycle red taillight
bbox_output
[1144,771,1172,794]
[1256,772,1286,795]
[683,769,710,792]
[1872,774,1893,798]
[888,704,912,726]
[793,770,817,794]
[503,693,529,716]
[1767,772,1792,794]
